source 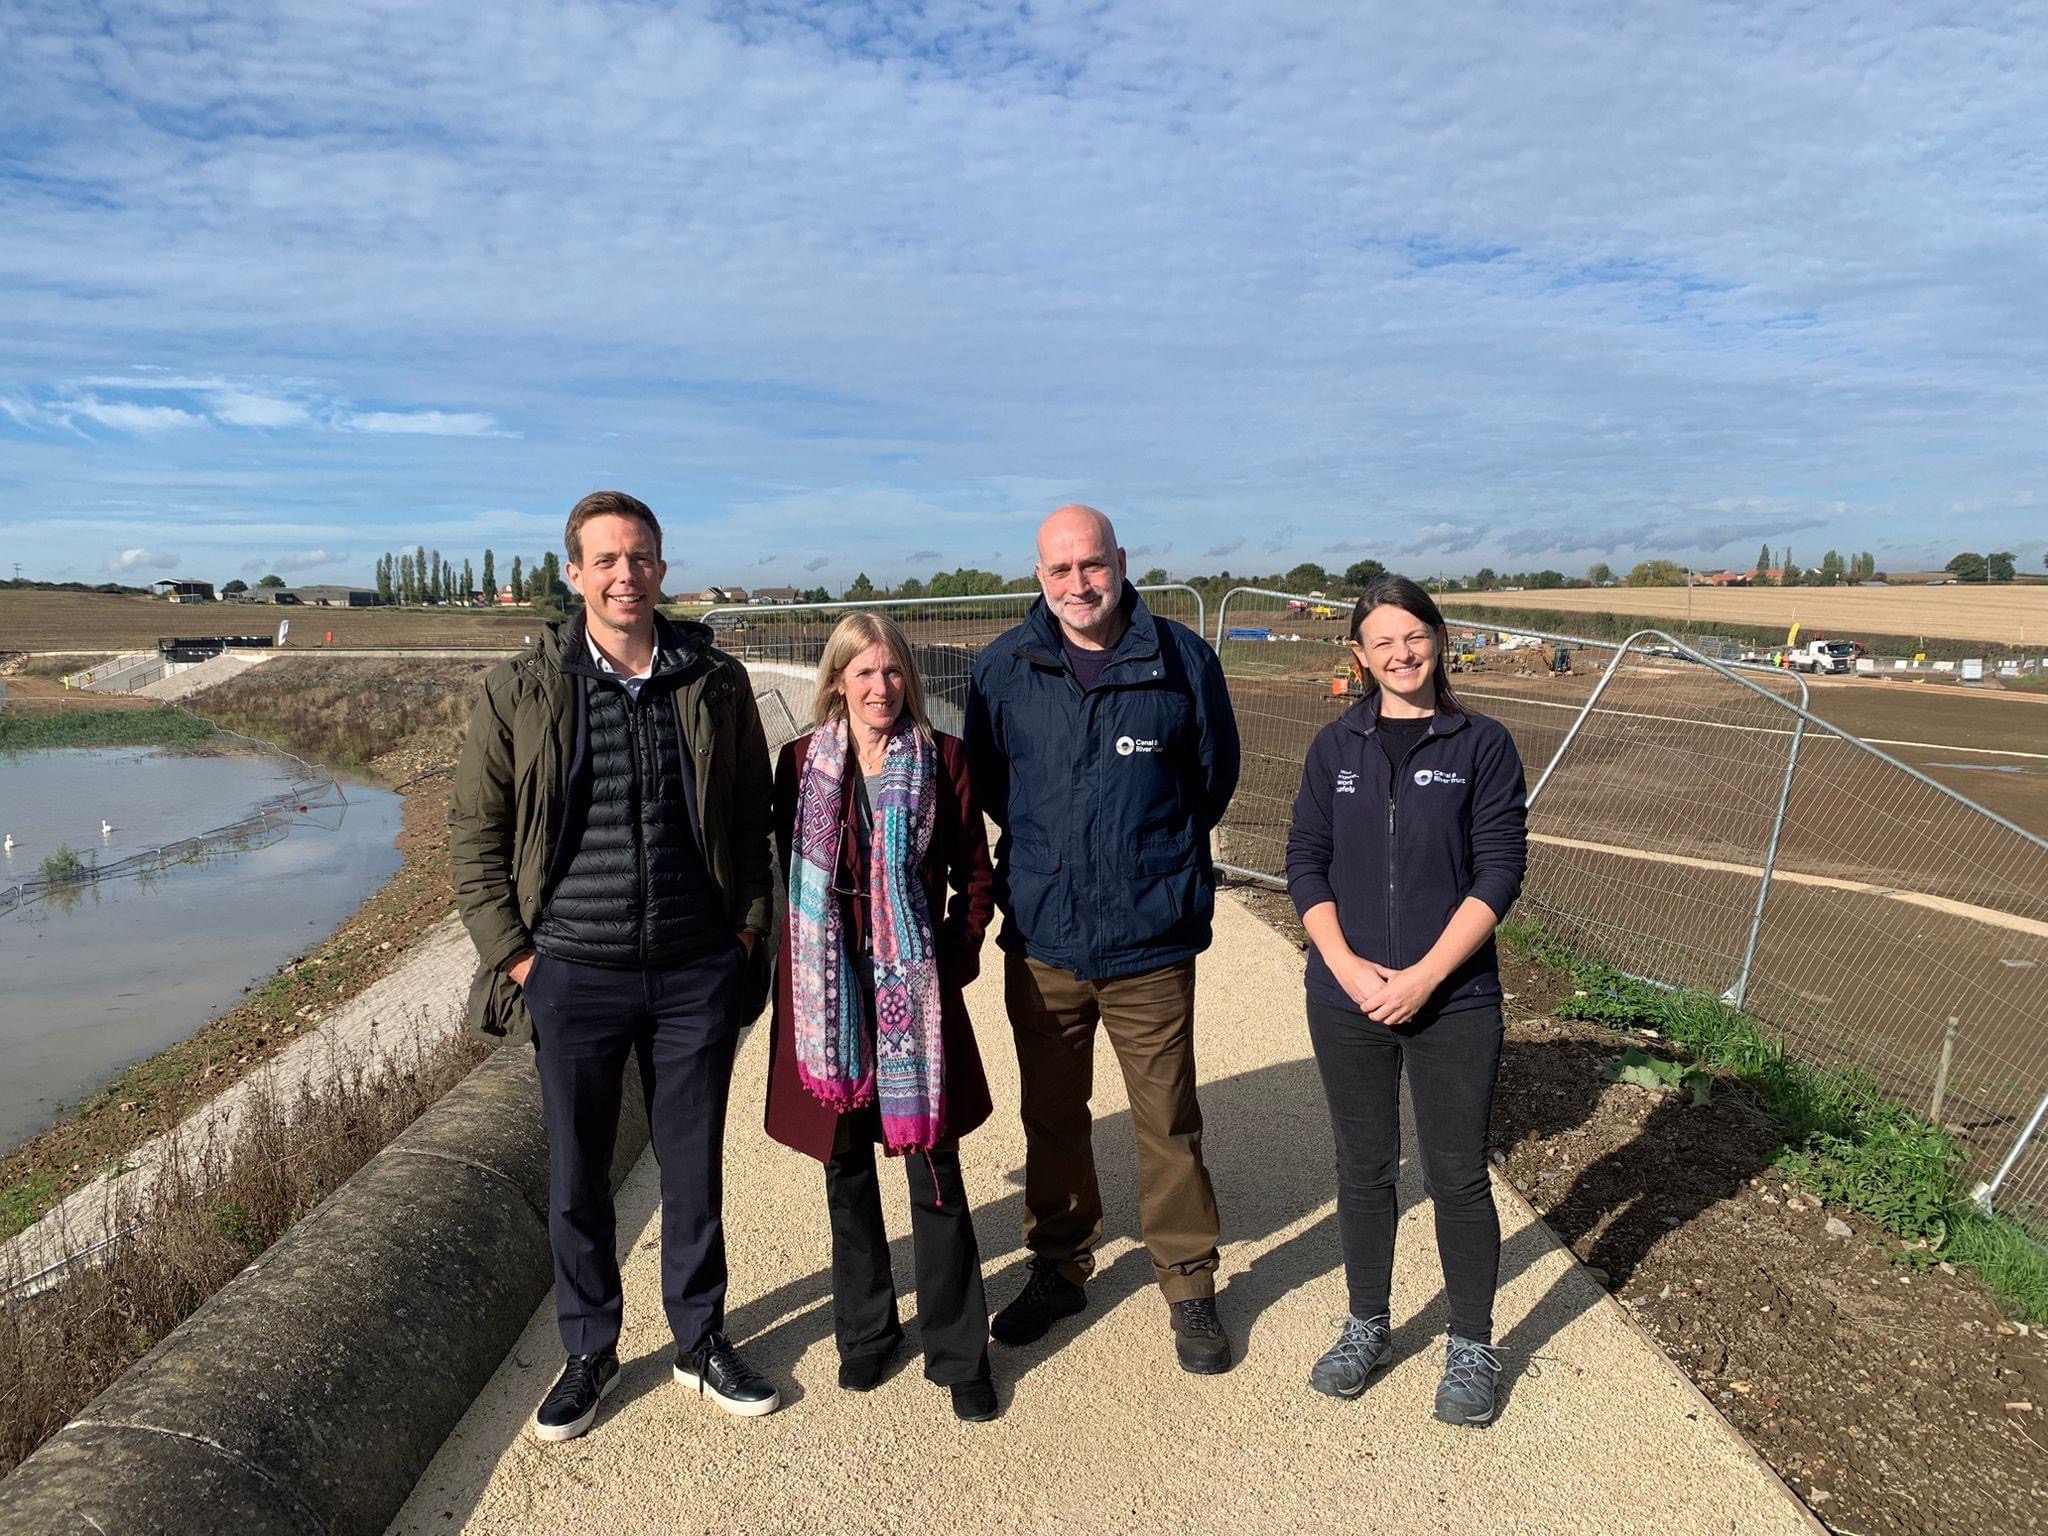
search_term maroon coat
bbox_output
[764,728,996,1162]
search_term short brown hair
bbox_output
[565,491,662,565]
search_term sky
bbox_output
[2,1,2045,593]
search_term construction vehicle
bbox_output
[1288,597,1339,620]
[1742,623,1855,674]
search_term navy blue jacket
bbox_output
[1285,693,1528,1021]
[966,585,1240,980]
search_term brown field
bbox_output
[1440,584,2048,647]
[0,590,545,653]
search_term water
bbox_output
[0,748,404,1153]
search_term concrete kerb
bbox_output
[0,1043,651,1536]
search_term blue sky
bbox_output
[2,1,2044,591]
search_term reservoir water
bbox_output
[0,747,404,1153]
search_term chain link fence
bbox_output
[1207,586,2048,1234]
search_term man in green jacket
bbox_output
[450,491,780,1441]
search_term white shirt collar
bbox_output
[586,629,654,683]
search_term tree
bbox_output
[1342,558,1386,589]
[1472,567,1499,591]
[1531,569,1566,590]
[222,578,249,596]
[509,555,524,600]
[1140,566,1169,585]
[1626,560,1687,587]
[1987,551,2017,583]
[1755,543,1773,582]
[799,584,830,603]
[844,572,874,600]
[256,573,286,588]
[374,555,392,604]
[1588,562,1614,586]
[1946,551,1988,583]
[461,558,474,602]
[1283,561,1330,592]
[482,548,497,598]
[897,575,926,599]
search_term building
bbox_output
[497,585,529,606]
[750,587,800,604]
[151,579,217,603]
[284,585,381,607]
[681,585,748,604]
[1692,570,1753,587]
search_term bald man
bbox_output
[964,505,1241,1373]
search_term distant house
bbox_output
[284,585,381,607]
[1694,570,1752,587]
[152,579,217,603]
[681,585,748,605]
[497,585,529,606]
[750,587,800,604]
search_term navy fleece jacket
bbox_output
[1285,693,1528,1021]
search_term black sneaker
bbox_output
[950,1377,999,1422]
[1433,1335,1502,1428]
[674,1332,781,1417]
[990,1256,1087,1346]
[1169,1297,1232,1375]
[530,1350,619,1442]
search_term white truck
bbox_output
[1744,637,1857,674]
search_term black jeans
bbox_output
[525,943,746,1358]
[1306,994,1504,1342]
[824,1112,990,1387]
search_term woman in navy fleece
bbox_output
[1284,574,1528,1428]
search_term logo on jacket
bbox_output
[1413,767,1468,787]
[1335,769,1358,795]
[1115,735,1160,756]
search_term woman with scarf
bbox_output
[765,612,999,1421]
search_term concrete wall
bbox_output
[0,1045,649,1536]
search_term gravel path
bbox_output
[390,895,1818,1536]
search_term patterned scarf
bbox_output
[790,715,945,1153]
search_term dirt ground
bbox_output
[1442,584,2048,647]
[0,589,546,651]
[1233,884,2048,1536]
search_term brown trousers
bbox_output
[1005,953,1220,1301]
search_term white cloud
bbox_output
[209,390,315,429]
[270,548,340,573]
[105,547,180,573]
[334,410,507,437]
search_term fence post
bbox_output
[1976,1087,2048,1214]
[1725,705,1806,1012]
[1927,1017,1960,1125]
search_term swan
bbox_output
[3,834,12,853]
[101,820,113,836]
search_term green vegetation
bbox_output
[0,1175,57,1240]
[38,844,92,884]
[1503,919,2048,1322]
[0,709,217,754]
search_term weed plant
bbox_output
[0,709,216,754]
[36,844,92,885]
[1502,918,2048,1322]
[0,1030,493,1474]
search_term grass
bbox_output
[0,1029,493,1475]
[0,708,218,754]
[0,1176,57,1240]
[192,656,490,767]
[1502,917,2048,1323]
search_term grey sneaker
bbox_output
[1308,1314,1393,1399]
[1433,1335,1502,1427]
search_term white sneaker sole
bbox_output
[529,1367,619,1442]
[673,1363,781,1417]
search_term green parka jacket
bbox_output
[449,614,775,1040]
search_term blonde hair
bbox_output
[813,612,932,740]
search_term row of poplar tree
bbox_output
[371,547,571,607]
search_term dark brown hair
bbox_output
[1346,573,1464,714]
[565,490,663,565]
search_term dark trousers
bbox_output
[824,1114,990,1386]
[1006,953,1220,1301]
[1306,995,1504,1343]
[525,944,746,1358]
